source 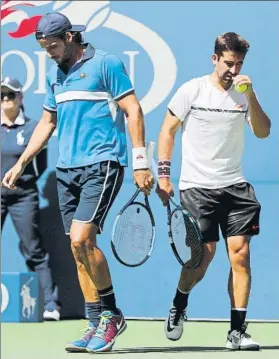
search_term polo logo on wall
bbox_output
[20,277,36,319]
[1,0,177,115]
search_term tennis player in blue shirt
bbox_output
[2,12,154,353]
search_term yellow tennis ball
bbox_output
[235,84,248,93]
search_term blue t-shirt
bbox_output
[44,44,134,168]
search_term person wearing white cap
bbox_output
[1,77,61,321]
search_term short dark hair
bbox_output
[71,31,83,44]
[214,32,250,58]
[56,31,83,44]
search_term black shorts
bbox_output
[56,161,124,235]
[180,182,261,243]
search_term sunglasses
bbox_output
[1,92,17,100]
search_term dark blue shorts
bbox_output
[56,161,124,234]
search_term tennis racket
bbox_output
[111,143,156,267]
[166,196,204,269]
[150,150,204,270]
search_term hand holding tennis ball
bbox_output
[235,84,248,93]
[234,75,252,94]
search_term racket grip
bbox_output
[147,141,156,170]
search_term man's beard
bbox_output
[57,53,72,72]
[57,55,71,66]
[57,45,72,69]
[220,73,235,88]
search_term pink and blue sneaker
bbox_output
[65,325,96,352]
[86,310,127,353]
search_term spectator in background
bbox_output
[1,77,60,321]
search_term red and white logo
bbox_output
[235,104,246,110]
[1,0,46,38]
[1,1,177,115]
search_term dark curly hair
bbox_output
[56,31,84,44]
[214,32,250,59]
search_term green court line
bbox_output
[1,320,279,359]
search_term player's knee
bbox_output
[70,232,84,246]
[71,235,98,258]
[194,243,215,275]
[195,270,206,283]
[203,242,216,265]
[231,246,250,269]
[70,232,93,252]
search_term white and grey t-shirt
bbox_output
[168,75,250,190]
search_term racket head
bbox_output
[167,203,204,269]
[111,200,155,267]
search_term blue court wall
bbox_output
[1,1,278,320]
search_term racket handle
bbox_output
[169,196,180,208]
[147,142,158,181]
[147,141,156,169]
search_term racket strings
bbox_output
[113,204,154,265]
[170,210,190,263]
[170,209,203,268]
[184,216,204,268]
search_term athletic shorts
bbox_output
[56,161,124,235]
[180,182,261,243]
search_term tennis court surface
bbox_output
[2,320,279,359]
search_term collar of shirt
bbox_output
[75,43,95,65]
[1,109,25,126]
[80,43,95,62]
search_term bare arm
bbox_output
[156,109,182,205]
[233,75,271,138]
[2,110,57,189]
[118,93,154,194]
[246,92,271,138]
[118,93,145,148]
[20,110,57,166]
[158,109,182,161]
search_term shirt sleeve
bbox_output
[43,74,57,112]
[168,78,199,122]
[101,54,134,100]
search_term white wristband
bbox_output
[132,147,148,170]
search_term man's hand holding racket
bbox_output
[156,177,174,206]
[134,168,154,196]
